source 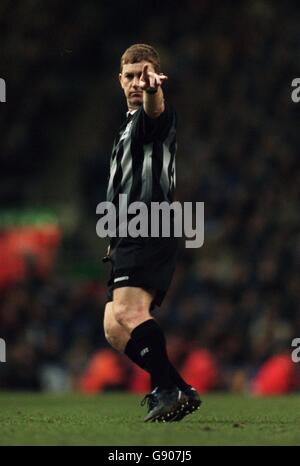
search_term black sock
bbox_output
[125,338,146,368]
[125,319,190,391]
[129,319,174,389]
[167,366,191,392]
[125,338,191,391]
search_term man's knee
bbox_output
[103,319,117,346]
[104,302,125,350]
[113,301,150,331]
[113,302,133,327]
[103,316,127,352]
[104,326,119,350]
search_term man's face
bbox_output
[119,60,153,110]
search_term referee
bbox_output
[103,44,201,422]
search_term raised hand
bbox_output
[139,64,168,91]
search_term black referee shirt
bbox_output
[106,102,177,207]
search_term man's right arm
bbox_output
[143,86,165,119]
[133,101,175,143]
[139,64,168,119]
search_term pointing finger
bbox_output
[142,64,148,78]
[149,75,155,87]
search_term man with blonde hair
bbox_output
[102,44,201,422]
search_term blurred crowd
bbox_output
[0,1,299,394]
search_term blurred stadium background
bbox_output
[0,0,299,397]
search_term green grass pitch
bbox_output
[0,392,299,445]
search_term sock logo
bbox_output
[140,347,149,357]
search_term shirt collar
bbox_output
[126,109,138,118]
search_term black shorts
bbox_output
[104,236,179,309]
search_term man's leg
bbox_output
[103,289,201,421]
[112,286,174,390]
[104,302,130,352]
[104,300,191,391]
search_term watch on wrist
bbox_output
[145,87,158,94]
